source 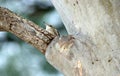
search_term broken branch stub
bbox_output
[46,35,120,76]
[48,0,120,75]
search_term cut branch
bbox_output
[0,7,56,54]
[46,0,120,76]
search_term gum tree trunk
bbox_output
[0,0,120,76]
[45,0,120,76]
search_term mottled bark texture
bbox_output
[45,0,120,76]
[0,0,120,75]
[0,7,56,54]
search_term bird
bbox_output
[45,23,59,36]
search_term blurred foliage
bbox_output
[0,0,67,76]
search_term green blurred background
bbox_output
[0,0,67,76]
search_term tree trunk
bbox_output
[45,0,120,76]
[0,0,120,76]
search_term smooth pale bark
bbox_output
[0,0,120,76]
[46,0,120,76]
